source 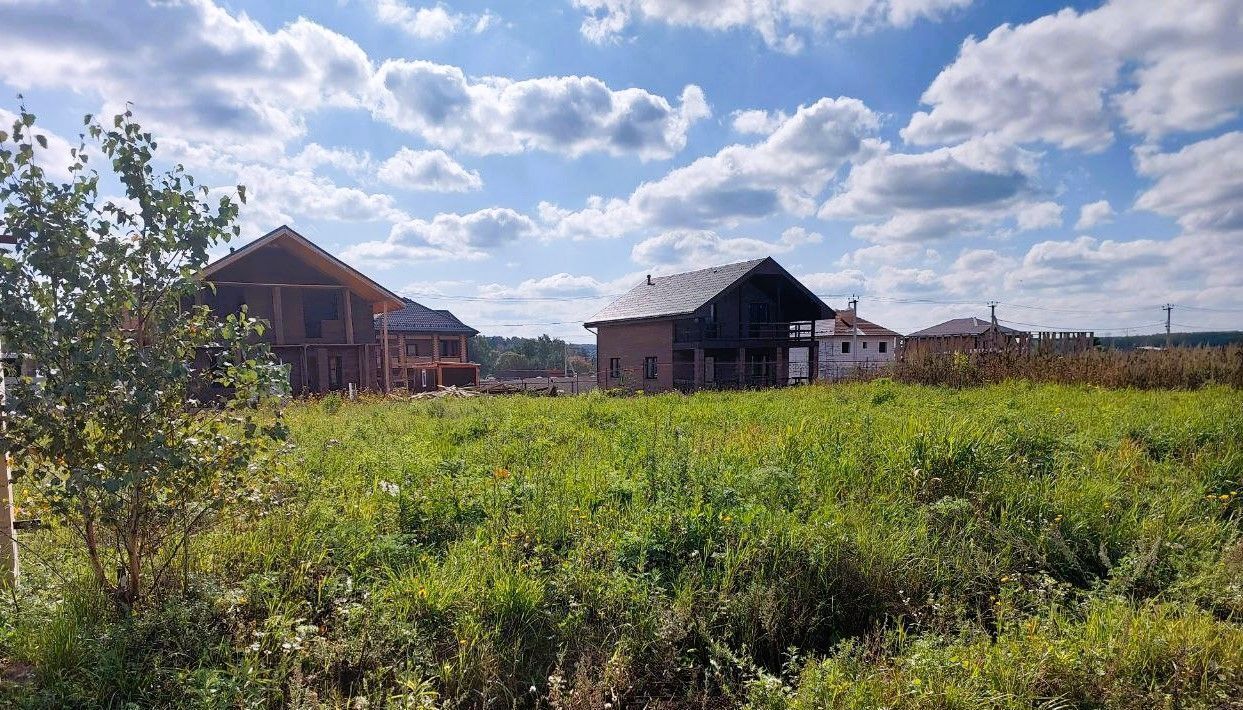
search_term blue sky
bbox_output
[2,0,1240,338]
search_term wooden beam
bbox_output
[272,286,284,345]
[206,280,347,290]
[381,308,391,393]
[343,289,354,345]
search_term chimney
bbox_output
[646,274,653,285]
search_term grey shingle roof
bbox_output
[907,317,1024,338]
[379,299,478,334]
[584,258,768,326]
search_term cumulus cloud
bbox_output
[376,147,483,192]
[543,97,880,239]
[630,226,823,268]
[819,137,1061,242]
[478,273,612,299]
[372,61,710,159]
[343,207,538,264]
[0,0,373,157]
[372,1,496,40]
[1075,200,1114,230]
[1134,132,1243,234]
[572,0,972,51]
[0,108,80,182]
[0,1,706,163]
[903,0,1243,149]
[220,164,406,237]
[731,108,789,135]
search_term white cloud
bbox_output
[372,61,710,159]
[343,207,538,264]
[1134,132,1243,234]
[478,273,611,299]
[0,0,373,158]
[630,226,823,268]
[543,97,880,239]
[819,136,1061,242]
[224,165,406,236]
[0,108,79,182]
[572,0,972,51]
[376,147,483,192]
[1075,200,1114,230]
[0,1,705,163]
[731,108,789,135]
[903,0,1243,150]
[371,1,497,40]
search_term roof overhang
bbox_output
[199,225,404,315]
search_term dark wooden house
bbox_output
[585,257,833,392]
[376,298,480,392]
[196,225,404,395]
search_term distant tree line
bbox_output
[470,335,595,377]
[1099,331,1243,349]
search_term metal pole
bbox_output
[0,334,18,588]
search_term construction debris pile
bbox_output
[404,383,560,400]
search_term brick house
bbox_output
[815,309,902,380]
[584,257,833,392]
[376,298,481,392]
[196,225,404,395]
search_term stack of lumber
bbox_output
[409,386,479,400]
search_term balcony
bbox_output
[673,320,816,344]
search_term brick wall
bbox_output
[596,320,674,392]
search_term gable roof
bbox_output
[585,257,828,326]
[199,225,404,314]
[907,317,1025,338]
[823,309,901,338]
[379,298,478,335]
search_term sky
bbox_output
[1,0,1240,340]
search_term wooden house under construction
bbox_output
[376,298,480,392]
[196,226,404,395]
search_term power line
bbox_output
[998,317,1166,332]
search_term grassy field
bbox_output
[4,381,1243,708]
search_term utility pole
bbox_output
[1163,303,1173,349]
[987,300,999,351]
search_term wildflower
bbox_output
[1220,494,1231,501]
[912,678,922,687]
[418,587,428,599]
[493,467,511,480]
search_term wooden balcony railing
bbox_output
[673,320,816,343]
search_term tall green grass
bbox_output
[3,382,1241,707]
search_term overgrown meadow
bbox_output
[4,382,1242,708]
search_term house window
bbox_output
[643,356,658,379]
[421,369,429,389]
[862,341,868,350]
[328,355,343,390]
[439,339,460,358]
[841,341,851,354]
[879,341,888,354]
[304,290,339,339]
[608,357,621,379]
[747,302,771,323]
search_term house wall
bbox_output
[198,242,383,394]
[596,320,674,392]
[817,335,898,379]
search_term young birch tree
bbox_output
[0,104,288,610]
